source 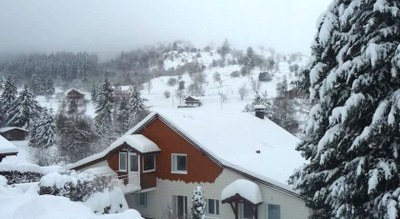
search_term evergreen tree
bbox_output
[0,76,18,126]
[29,108,57,148]
[191,186,206,219]
[95,79,115,145]
[114,100,130,135]
[6,86,41,130]
[128,85,148,127]
[219,39,231,58]
[290,1,400,218]
[45,78,55,96]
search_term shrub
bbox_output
[38,172,112,202]
[230,71,240,78]
[0,163,44,184]
[167,78,178,86]
[164,91,171,98]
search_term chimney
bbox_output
[254,105,266,119]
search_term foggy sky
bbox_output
[0,0,331,60]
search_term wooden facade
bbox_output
[138,117,223,184]
[0,128,28,141]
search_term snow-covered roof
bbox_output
[126,109,304,190]
[0,135,18,155]
[0,126,28,133]
[83,166,117,177]
[110,135,160,154]
[221,179,263,205]
[69,134,159,169]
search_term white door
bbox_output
[128,152,140,185]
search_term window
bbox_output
[243,203,253,219]
[119,152,127,171]
[207,199,219,215]
[268,204,280,219]
[171,154,187,174]
[239,203,253,219]
[143,154,156,172]
[130,154,138,172]
[135,193,147,208]
[173,195,187,219]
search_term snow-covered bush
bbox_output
[191,186,206,219]
[0,163,44,185]
[83,188,128,215]
[38,171,112,202]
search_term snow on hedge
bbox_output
[0,163,44,174]
[0,193,143,219]
[221,179,263,204]
[83,188,128,215]
[40,171,95,188]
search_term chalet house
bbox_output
[0,127,28,141]
[184,96,202,107]
[66,88,85,100]
[114,85,134,101]
[70,110,310,219]
[0,135,18,162]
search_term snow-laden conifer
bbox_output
[95,79,114,137]
[291,1,400,218]
[191,186,206,219]
[6,86,41,130]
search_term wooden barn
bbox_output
[0,127,28,141]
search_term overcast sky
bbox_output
[0,0,331,60]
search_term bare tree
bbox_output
[238,84,249,101]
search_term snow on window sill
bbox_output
[171,170,187,175]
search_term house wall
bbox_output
[139,117,223,183]
[0,129,27,141]
[126,169,310,219]
[76,160,109,172]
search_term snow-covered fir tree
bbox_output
[243,90,273,118]
[191,186,206,219]
[29,108,57,148]
[114,101,130,135]
[0,76,18,126]
[6,86,41,130]
[290,1,400,218]
[95,79,115,138]
[128,85,148,127]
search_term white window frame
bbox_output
[171,153,187,174]
[207,199,220,216]
[119,151,128,172]
[143,154,156,173]
[239,203,253,219]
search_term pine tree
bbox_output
[29,108,57,148]
[6,86,41,130]
[114,101,130,135]
[0,76,18,126]
[95,79,115,145]
[290,1,400,218]
[128,85,148,127]
[191,186,206,219]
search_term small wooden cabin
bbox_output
[66,89,85,100]
[0,127,28,141]
[184,96,202,106]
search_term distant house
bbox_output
[114,85,133,101]
[70,110,310,219]
[0,135,18,162]
[184,96,202,107]
[66,89,85,100]
[0,127,28,141]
